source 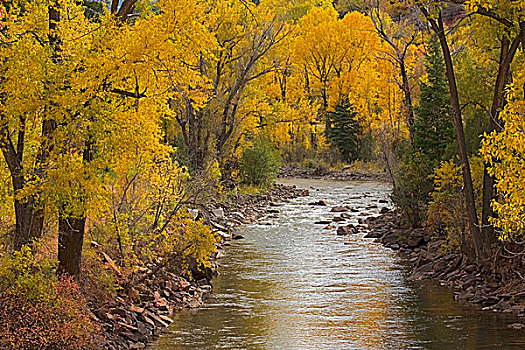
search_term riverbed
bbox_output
[150,179,525,349]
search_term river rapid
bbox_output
[151,178,525,350]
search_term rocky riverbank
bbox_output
[364,211,525,326]
[279,165,385,181]
[96,184,309,350]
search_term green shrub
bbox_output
[325,99,362,163]
[392,150,436,227]
[239,138,281,186]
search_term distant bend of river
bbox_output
[151,178,525,350]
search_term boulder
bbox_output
[337,224,358,235]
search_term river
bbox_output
[151,179,525,349]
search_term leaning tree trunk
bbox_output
[430,12,484,260]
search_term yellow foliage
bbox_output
[481,91,525,240]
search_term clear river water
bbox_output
[151,179,525,350]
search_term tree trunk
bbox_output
[57,139,92,277]
[433,13,484,260]
[57,215,85,276]
[400,60,415,135]
[12,197,44,250]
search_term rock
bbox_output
[131,305,145,314]
[482,296,500,307]
[216,231,231,240]
[199,285,212,293]
[159,315,174,324]
[314,220,332,225]
[416,250,434,267]
[188,209,199,220]
[364,230,383,239]
[122,331,139,342]
[211,208,224,218]
[381,232,399,246]
[380,207,390,214]
[216,250,226,259]
[464,264,477,273]
[146,312,169,327]
[330,206,349,212]
[405,230,425,248]
[332,216,346,222]
[117,322,139,332]
[337,224,357,235]
[308,200,329,206]
[210,221,228,232]
[179,279,191,291]
[507,323,525,330]
[187,298,201,308]
[232,234,245,240]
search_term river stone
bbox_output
[331,206,349,212]
[188,209,199,220]
[211,208,224,218]
[337,224,357,235]
[309,200,329,206]
[416,250,434,267]
[315,220,331,225]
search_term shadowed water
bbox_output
[151,179,525,349]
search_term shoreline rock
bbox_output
[364,211,525,321]
[98,184,309,349]
[279,165,386,182]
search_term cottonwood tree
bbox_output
[415,0,525,261]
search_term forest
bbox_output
[0,0,524,349]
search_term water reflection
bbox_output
[151,179,525,349]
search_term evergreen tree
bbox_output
[393,37,456,227]
[412,37,456,163]
[325,99,361,162]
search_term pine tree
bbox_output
[393,37,456,227]
[325,99,361,163]
[412,37,456,164]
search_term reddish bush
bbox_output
[0,277,100,350]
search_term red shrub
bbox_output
[0,277,101,350]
